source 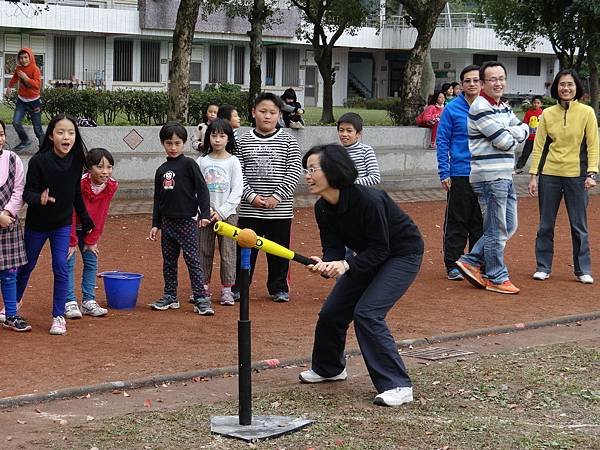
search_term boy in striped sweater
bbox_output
[233,93,302,302]
[337,112,381,186]
[456,61,528,295]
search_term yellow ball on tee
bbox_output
[237,228,258,248]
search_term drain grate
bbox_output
[400,346,475,361]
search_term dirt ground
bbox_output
[1,196,599,399]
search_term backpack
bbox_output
[415,110,426,127]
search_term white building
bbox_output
[0,0,558,107]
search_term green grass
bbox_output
[31,343,600,449]
[0,103,393,127]
[304,106,393,126]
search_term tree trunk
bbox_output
[397,0,447,125]
[315,47,335,123]
[168,0,202,122]
[247,0,266,117]
[587,44,599,116]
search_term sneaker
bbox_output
[3,315,32,332]
[577,274,594,284]
[189,285,211,303]
[455,261,486,289]
[485,279,520,295]
[533,271,550,280]
[49,316,67,335]
[289,121,304,129]
[232,290,240,302]
[271,292,290,303]
[447,268,464,281]
[149,295,180,311]
[64,301,83,319]
[514,169,524,174]
[0,301,22,323]
[374,387,414,407]
[13,140,31,152]
[299,368,347,383]
[193,297,215,316]
[81,301,108,317]
[220,289,235,306]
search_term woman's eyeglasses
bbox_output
[302,167,322,175]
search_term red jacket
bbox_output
[8,48,42,100]
[70,173,118,246]
[523,107,543,141]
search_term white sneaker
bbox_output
[533,271,550,280]
[577,274,594,284]
[49,316,67,335]
[374,386,414,407]
[299,368,347,383]
[64,301,83,319]
[81,301,108,317]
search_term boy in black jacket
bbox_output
[148,122,213,315]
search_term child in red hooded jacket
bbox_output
[64,148,118,319]
[4,48,44,152]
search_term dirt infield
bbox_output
[2,196,599,399]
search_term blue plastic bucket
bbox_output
[100,271,144,309]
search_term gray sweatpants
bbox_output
[198,214,238,286]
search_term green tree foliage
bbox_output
[290,0,374,123]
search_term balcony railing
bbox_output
[41,0,138,10]
[364,12,495,29]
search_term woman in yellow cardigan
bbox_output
[528,69,599,284]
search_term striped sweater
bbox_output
[237,128,302,219]
[468,94,529,182]
[344,141,381,186]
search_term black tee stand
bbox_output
[210,247,313,442]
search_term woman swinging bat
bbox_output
[299,144,424,407]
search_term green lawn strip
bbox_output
[32,343,599,449]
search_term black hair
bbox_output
[160,122,187,143]
[441,83,453,94]
[550,69,584,101]
[87,147,114,167]
[336,112,364,132]
[428,90,445,105]
[202,118,236,156]
[17,49,28,58]
[281,88,298,102]
[253,92,283,110]
[531,95,543,103]
[38,114,88,167]
[450,82,460,88]
[0,119,5,134]
[302,144,358,189]
[202,103,219,124]
[479,61,507,81]
[217,104,237,122]
[460,64,480,82]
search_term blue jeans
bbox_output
[13,98,44,145]
[535,175,590,276]
[0,268,18,317]
[460,179,517,284]
[17,226,71,318]
[66,238,98,303]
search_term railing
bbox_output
[364,12,495,29]
[348,72,373,98]
[41,0,138,10]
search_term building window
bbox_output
[282,48,299,86]
[53,36,76,81]
[473,53,497,67]
[209,45,228,84]
[265,47,276,86]
[141,41,160,82]
[113,40,133,82]
[190,62,202,90]
[517,57,541,76]
[234,46,245,85]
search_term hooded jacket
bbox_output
[8,48,42,101]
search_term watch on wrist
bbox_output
[587,173,597,181]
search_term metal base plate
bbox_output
[211,415,313,442]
